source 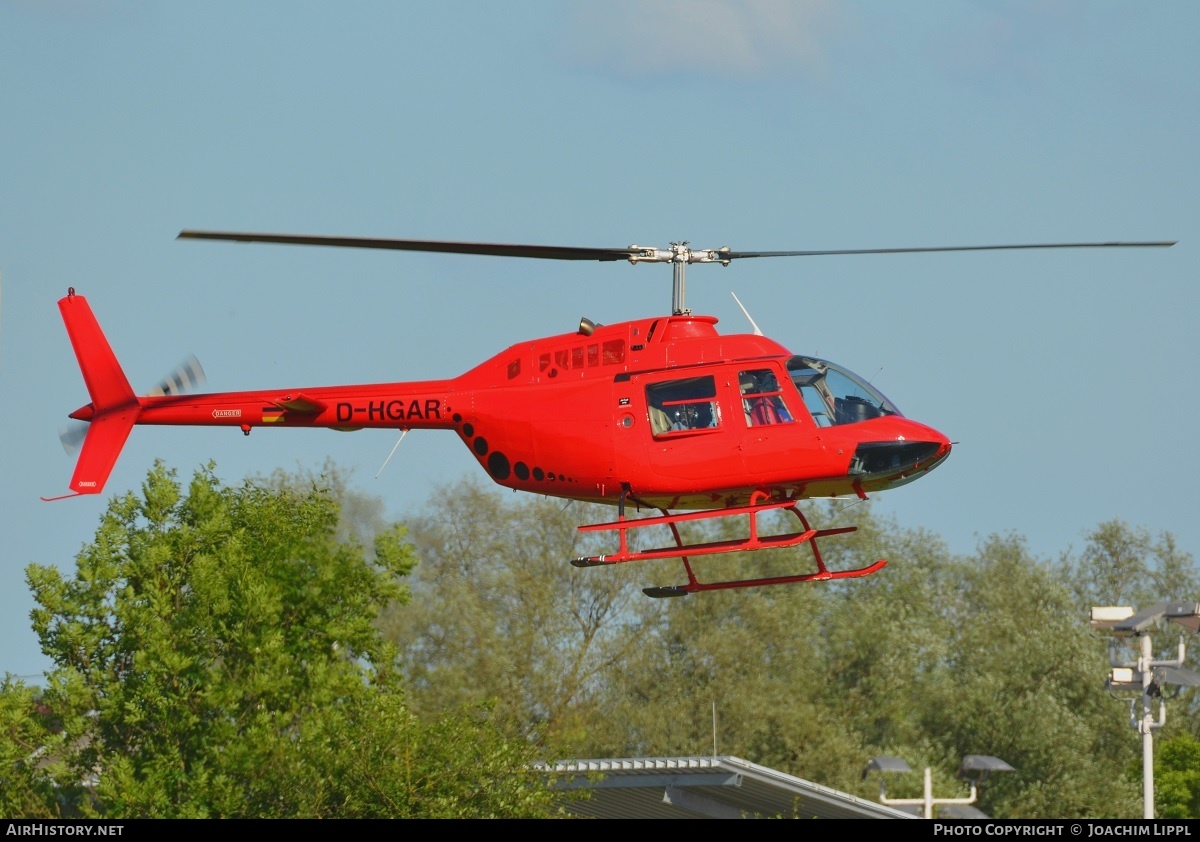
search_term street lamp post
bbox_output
[1090,601,1200,820]
[863,755,1014,819]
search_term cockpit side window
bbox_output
[738,368,795,427]
[646,376,721,436]
[786,356,901,426]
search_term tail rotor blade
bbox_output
[146,354,206,397]
[59,420,88,455]
[58,355,204,457]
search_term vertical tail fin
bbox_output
[59,289,137,411]
[42,290,140,501]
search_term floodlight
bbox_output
[1106,667,1143,691]
[957,755,1015,785]
[862,756,912,779]
[1112,601,1200,637]
[868,754,1013,819]
[1112,604,1163,636]
[1090,606,1134,630]
[1157,666,1200,688]
[1164,603,1200,634]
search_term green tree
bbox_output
[23,462,563,818]
[383,477,657,750]
[921,533,1140,819]
[383,475,1195,818]
[816,513,958,758]
[1156,731,1200,819]
[390,490,906,790]
[1063,519,1199,610]
[0,677,74,818]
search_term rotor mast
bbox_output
[625,242,731,316]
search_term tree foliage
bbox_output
[1061,518,1200,610]
[0,677,70,818]
[380,478,657,751]
[11,463,1198,819]
[17,462,563,818]
[390,479,1195,818]
[1155,732,1200,819]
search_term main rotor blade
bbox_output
[181,231,1175,263]
[723,241,1176,259]
[178,231,637,262]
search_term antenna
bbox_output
[375,429,408,478]
[730,292,763,336]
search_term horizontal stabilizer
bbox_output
[42,408,138,501]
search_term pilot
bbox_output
[741,372,792,426]
[671,405,699,430]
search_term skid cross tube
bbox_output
[571,491,887,597]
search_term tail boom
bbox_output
[133,385,460,431]
[48,289,462,500]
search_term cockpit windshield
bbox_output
[786,355,901,427]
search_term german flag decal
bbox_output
[262,408,284,423]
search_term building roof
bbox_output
[538,756,917,819]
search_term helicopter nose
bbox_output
[849,426,951,477]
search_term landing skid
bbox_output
[571,491,887,597]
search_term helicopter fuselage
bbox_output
[108,310,950,511]
[444,313,952,509]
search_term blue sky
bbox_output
[2,1,1196,679]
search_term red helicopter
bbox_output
[47,233,1174,597]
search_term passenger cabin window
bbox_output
[536,339,627,378]
[646,376,721,436]
[738,369,794,427]
[602,339,625,365]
